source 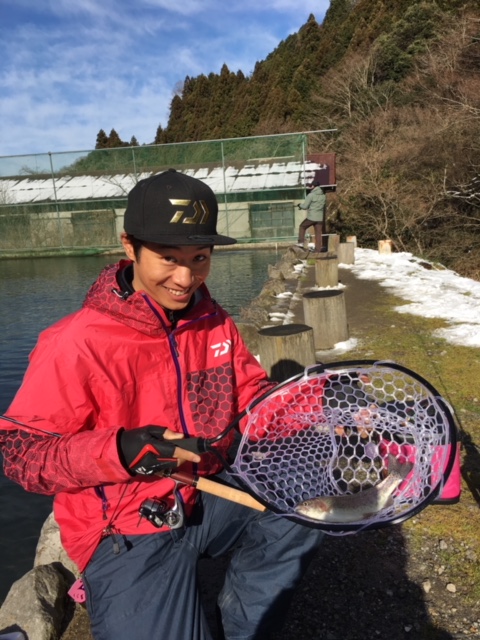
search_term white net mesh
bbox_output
[232,362,455,532]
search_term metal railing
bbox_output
[0,130,336,254]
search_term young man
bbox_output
[297,180,327,252]
[0,170,324,640]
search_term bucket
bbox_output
[433,442,461,504]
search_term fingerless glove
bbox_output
[118,425,177,475]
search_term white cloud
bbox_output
[140,0,209,15]
[0,0,331,158]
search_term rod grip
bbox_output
[167,470,267,512]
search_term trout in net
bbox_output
[294,454,413,524]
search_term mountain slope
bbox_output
[162,0,480,277]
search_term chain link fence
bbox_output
[0,131,336,254]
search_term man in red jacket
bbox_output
[0,170,324,640]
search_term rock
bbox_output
[34,512,78,580]
[239,304,270,328]
[422,580,432,594]
[237,248,307,332]
[0,513,79,640]
[0,564,68,640]
[259,278,288,297]
[239,279,288,328]
[267,265,285,280]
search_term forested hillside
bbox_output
[96,0,480,278]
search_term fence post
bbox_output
[314,254,339,287]
[48,151,63,247]
[302,290,349,350]
[257,324,316,381]
[337,242,355,265]
[220,140,230,237]
[327,234,340,252]
[378,239,393,254]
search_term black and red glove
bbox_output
[118,426,178,475]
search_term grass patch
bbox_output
[298,261,480,606]
[338,284,480,604]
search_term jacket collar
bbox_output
[83,260,217,336]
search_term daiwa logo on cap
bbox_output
[123,168,237,246]
[169,199,211,225]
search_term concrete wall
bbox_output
[0,200,305,253]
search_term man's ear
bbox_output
[121,233,136,261]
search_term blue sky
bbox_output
[0,0,330,158]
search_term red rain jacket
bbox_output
[0,261,272,571]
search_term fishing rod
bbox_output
[0,414,61,438]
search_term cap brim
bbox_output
[135,233,237,246]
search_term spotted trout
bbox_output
[294,454,414,523]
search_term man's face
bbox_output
[122,235,212,310]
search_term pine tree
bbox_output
[95,129,109,149]
[154,124,168,145]
[106,129,124,148]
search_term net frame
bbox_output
[226,360,458,534]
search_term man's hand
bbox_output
[118,426,201,475]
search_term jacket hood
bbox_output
[82,260,216,336]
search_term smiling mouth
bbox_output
[165,287,190,297]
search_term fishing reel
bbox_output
[139,494,184,530]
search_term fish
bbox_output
[294,454,414,524]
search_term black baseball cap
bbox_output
[124,169,237,246]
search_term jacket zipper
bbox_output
[170,314,218,437]
[141,294,218,438]
[94,485,122,555]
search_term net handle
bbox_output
[163,470,267,512]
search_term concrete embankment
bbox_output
[0,240,295,260]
